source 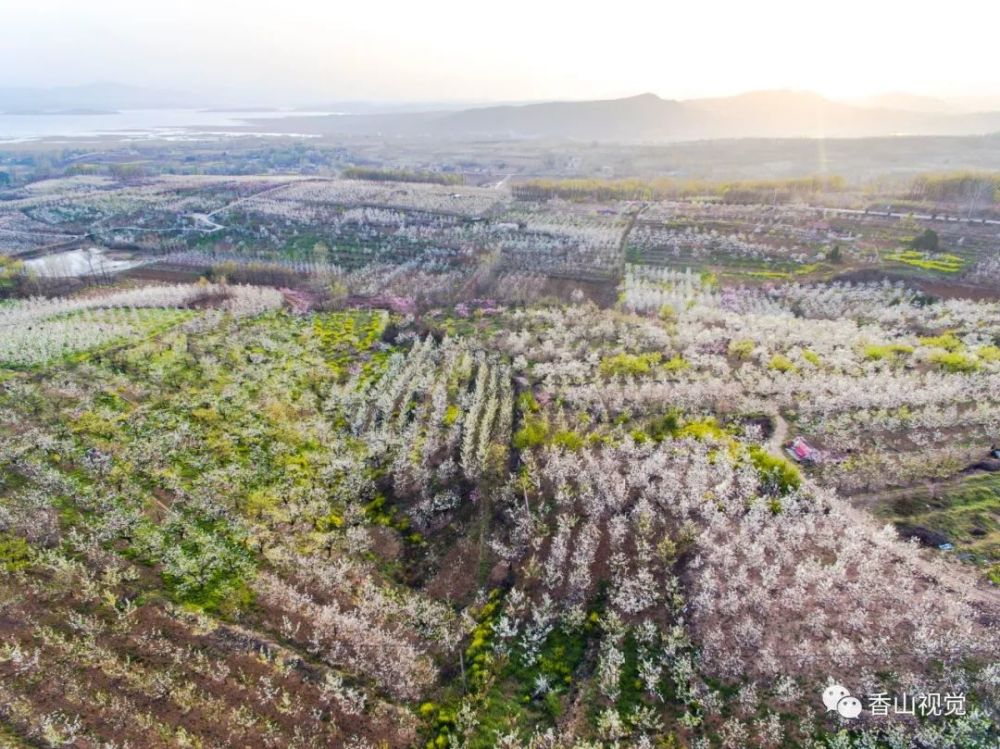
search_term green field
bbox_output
[877,472,1000,569]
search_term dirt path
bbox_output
[846,464,1000,511]
[848,478,949,511]
[617,204,646,275]
[819,205,1000,226]
[206,179,306,219]
[767,410,789,456]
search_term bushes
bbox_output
[768,354,796,373]
[513,415,584,452]
[930,350,979,373]
[909,172,1000,203]
[0,533,31,572]
[910,229,940,253]
[679,418,729,442]
[727,339,754,360]
[551,430,585,451]
[663,355,689,372]
[599,352,662,377]
[989,564,1000,586]
[863,343,914,361]
[598,352,687,377]
[647,410,682,442]
[513,175,844,203]
[748,447,801,496]
[977,345,1000,362]
[342,166,463,186]
[921,333,979,372]
[513,415,550,449]
[920,332,962,351]
[518,391,541,413]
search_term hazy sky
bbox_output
[4,0,1000,103]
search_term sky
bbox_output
[3,0,1000,104]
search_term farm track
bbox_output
[846,464,1000,512]
[820,205,1000,226]
[766,410,789,456]
[848,476,965,511]
[617,203,646,275]
[205,178,319,219]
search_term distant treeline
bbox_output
[907,172,1000,204]
[513,176,845,203]
[1,142,343,186]
[342,166,464,186]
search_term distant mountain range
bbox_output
[251,90,1000,142]
[4,85,1000,142]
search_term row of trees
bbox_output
[513,176,847,203]
[342,166,464,186]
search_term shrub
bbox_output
[863,343,914,361]
[679,418,729,442]
[910,228,940,252]
[976,345,1000,362]
[0,533,30,572]
[517,391,540,413]
[342,166,463,185]
[728,339,755,360]
[599,352,662,377]
[647,410,682,441]
[988,564,1000,586]
[513,415,549,449]
[768,354,796,373]
[663,355,689,372]
[749,447,802,495]
[929,350,979,373]
[552,430,584,451]
[920,332,963,351]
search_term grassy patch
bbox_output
[929,350,979,373]
[768,354,796,373]
[0,532,31,572]
[885,250,966,273]
[879,473,1000,564]
[748,447,802,496]
[599,352,662,378]
[863,343,914,361]
[920,332,963,351]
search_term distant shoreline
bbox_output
[198,107,280,114]
[1,108,120,116]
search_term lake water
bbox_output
[23,247,150,277]
[0,109,335,143]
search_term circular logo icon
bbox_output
[837,696,862,719]
[822,684,851,712]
